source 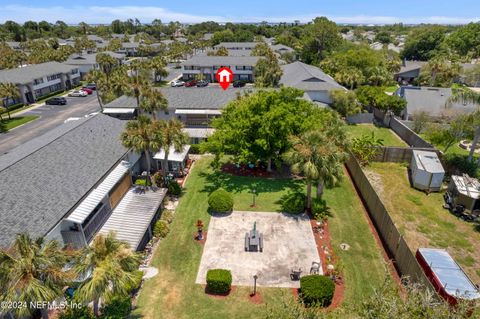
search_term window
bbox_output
[33,78,44,85]
[164,110,169,115]
[71,69,79,74]
[46,74,62,81]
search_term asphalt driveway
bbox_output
[0,94,101,155]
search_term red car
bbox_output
[81,88,93,94]
[184,80,197,87]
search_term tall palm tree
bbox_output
[85,70,108,111]
[448,89,480,163]
[140,87,168,120]
[95,52,118,78]
[160,119,189,178]
[74,232,141,317]
[0,82,20,120]
[124,63,149,110]
[120,115,164,178]
[149,56,168,82]
[0,234,75,319]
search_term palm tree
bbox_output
[149,56,168,82]
[0,234,75,319]
[160,119,189,178]
[140,87,168,119]
[448,89,480,163]
[0,82,20,120]
[74,232,141,317]
[85,70,108,111]
[120,115,164,179]
[95,52,118,78]
[124,62,149,110]
[159,119,189,175]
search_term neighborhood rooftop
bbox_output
[0,61,77,84]
[280,61,344,91]
[182,56,260,66]
[0,114,128,248]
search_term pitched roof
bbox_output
[0,114,128,248]
[103,87,257,111]
[270,44,294,53]
[0,62,77,84]
[398,86,478,117]
[280,61,343,91]
[397,61,427,75]
[214,42,258,49]
[182,56,260,66]
[64,51,125,65]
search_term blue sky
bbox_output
[0,0,479,24]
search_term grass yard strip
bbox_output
[134,156,391,318]
[0,115,39,132]
[346,123,407,147]
[365,162,480,283]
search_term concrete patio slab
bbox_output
[196,211,321,288]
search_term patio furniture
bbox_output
[310,262,320,274]
[245,222,263,252]
[290,268,302,281]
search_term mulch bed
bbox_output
[249,292,263,304]
[309,217,345,309]
[204,285,236,299]
[193,231,208,245]
[221,163,274,178]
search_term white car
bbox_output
[68,90,88,97]
[171,79,185,87]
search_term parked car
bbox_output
[81,88,93,94]
[196,80,208,87]
[233,80,246,88]
[68,90,88,97]
[171,79,185,87]
[185,80,197,87]
[84,83,96,90]
[45,97,67,105]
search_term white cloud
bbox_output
[0,5,478,25]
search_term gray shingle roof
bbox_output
[182,56,260,66]
[64,51,125,66]
[399,86,478,117]
[0,114,128,248]
[280,61,343,91]
[214,42,258,49]
[103,87,257,110]
[0,62,77,85]
[397,61,427,75]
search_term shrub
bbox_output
[300,275,335,307]
[135,177,151,186]
[152,171,163,187]
[168,180,182,196]
[189,144,204,154]
[161,210,174,224]
[208,188,234,212]
[154,220,170,238]
[206,269,232,294]
[311,198,333,221]
[101,295,132,319]
[443,153,479,178]
[59,305,95,319]
[281,192,305,214]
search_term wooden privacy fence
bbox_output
[345,154,436,292]
[373,146,443,163]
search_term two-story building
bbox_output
[0,114,166,251]
[0,61,81,105]
[182,56,260,82]
[64,51,126,79]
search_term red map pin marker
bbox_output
[216,67,233,90]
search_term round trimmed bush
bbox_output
[168,180,182,196]
[206,269,232,294]
[300,275,335,306]
[281,192,305,214]
[208,188,234,213]
[153,220,170,238]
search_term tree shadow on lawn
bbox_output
[198,170,305,196]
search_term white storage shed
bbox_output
[410,150,445,192]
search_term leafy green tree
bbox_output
[203,88,337,172]
[74,232,141,317]
[207,46,229,56]
[120,115,164,177]
[401,25,447,61]
[0,234,75,319]
[0,82,20,119]
[300,17,342,63]
[330,89,362,117]
[355,86,406,115]
[254,49,283,87]
[418,56,461,87]
[374,31,392,44]
[351,132,384,166]
[445,22,480,58]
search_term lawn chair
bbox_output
[290,268,302,281]
[310,262,320,274]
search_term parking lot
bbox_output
[0,93,100,154]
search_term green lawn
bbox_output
[365,162,480,283]
[133,156,389,318]
[346,123,407,147]
[0,116,38,132]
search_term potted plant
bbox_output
[197,219,204,240]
